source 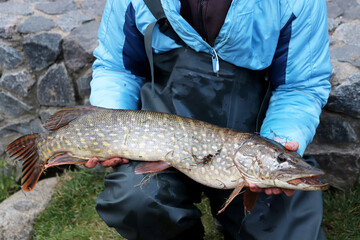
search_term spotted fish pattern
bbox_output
[6,106,328,213]
[40,107,244,189]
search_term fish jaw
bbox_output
[265,159,330,190]
[253,174,329,190]
[286,175,329,190]
[232,138,329,191]
[236,157,329,191]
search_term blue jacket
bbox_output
[90,0,331,155]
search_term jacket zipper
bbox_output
[199,1,219,75]
[212,47,219,76]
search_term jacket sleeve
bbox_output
[260,0,332,155]
[89,0,148,110]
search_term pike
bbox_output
[6,106,328,213]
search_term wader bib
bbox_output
[96,1,325,239]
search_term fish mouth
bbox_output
[287,175,329,190]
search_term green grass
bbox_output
[32,169,359,240]
[32,170,120,240]
[32,169,222,240]
[322,181,360,240]
[0,158,21,203]
[196,196,224,240]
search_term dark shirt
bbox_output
[180,0,232,46]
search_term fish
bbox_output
[6,106,329,213]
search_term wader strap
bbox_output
[144,0,184,96]
[144,21,157,96]
[144,0,165,20]
[144,0,184,45]
[256,81,271,133]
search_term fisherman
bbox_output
[86,0,331,239]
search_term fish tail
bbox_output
[5,134,45,192]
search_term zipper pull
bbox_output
[211,48,219,77]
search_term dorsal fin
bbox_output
[44,106,99,131]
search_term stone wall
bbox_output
[0,0,359,189]
[0,0,104,157]
[307,0,360,189]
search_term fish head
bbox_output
[233,136,329,191]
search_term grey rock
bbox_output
[81,0,106,18]
[3,155,22,180]
[330,58,338,77]
[343,5,360,20]
[329,59,359,87]
[0,70,35,97]
[314,152,359,190]
[23,33,62,70]
[29,118,46,134]
[0,45,23,69]
[330,45,360,67]
[35,0,77,15]
[333,21,360,47]
[0,14,20,39]
[13,201,36,212]
[77,72,92,97]
[0,119,44,137]
[18,16,56,34]
[326,1,343,18]
[327,72,360,118]
[315,113,358,143]
[328,36,337,47]
[0,177,58,240]
[63,21,99,73]
[57,10,94,32]
[332,0,359,11]
[37,63,76,106]
[0,165,16,180]
[0,2,33,16]
[0,143,3,156]
[327,18,340,32]
[39,108,59,123]
[0,91,32,117]
[26,0,51,2]
[0,158,20,184]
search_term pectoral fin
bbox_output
[217,182,245,214]
[244,188,259,215]
[135,161,172,174]
[45,153,89,168]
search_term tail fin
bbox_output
[5,134,44,192]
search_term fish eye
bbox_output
[277,153,287,163]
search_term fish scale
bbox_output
[6,106,328,213]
